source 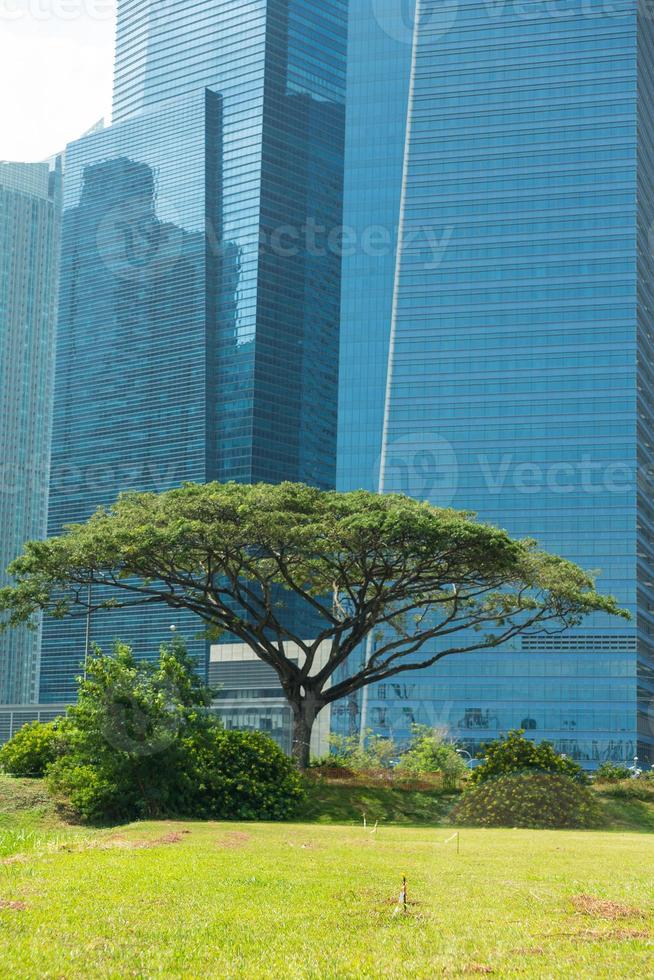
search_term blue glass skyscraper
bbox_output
[337,0,415,497]
[0,160,61,704]
[42,0,347,701]
[333,0,415,737]
[337,0,653,766]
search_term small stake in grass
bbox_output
[439,832,460,853]
[392,875,409,917]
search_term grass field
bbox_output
[0,779,652,978]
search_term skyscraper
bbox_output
[332,0,416,738]
[0,160,61,703]
[337,0,415,497]
[337,0,653,766]
[42,0,347,702]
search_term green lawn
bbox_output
[299,777,460,826]
[0,792,652,977]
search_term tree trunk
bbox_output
[290,696,321,770]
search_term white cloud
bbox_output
[0,1,117,161]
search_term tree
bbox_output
[0,482,627,767]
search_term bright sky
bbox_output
[0,1,117,161]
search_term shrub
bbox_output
[314,731,397,775]
[395,726,468,789]
[313,727,468,788]
[451,772,599,829]
[0,720,62,777]
[48,726,304,824]
[471,729,587,785]
[46,639,303,823]
[180,727,304,820]
[309,752,353,772]
[45,639,214,822]
[594,762,633,783]
[47,759,125,823]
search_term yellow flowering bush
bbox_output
[450,772,599,829]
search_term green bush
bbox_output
[309,752,353,772]
[594,762,633,783]
[0,720,62,777]
[395,726,468,788]
[451,772,599,829]
[46,639,303,824]
[471,729,587,785]
[48,726,304,824]
[313,728,468,787]
[313,731,397,774]
[180,727,304,820]
[46,760,124,823]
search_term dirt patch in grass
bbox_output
[577,928,650,942]
[100,831,188,851]
[462,963,494,974]
[152,832,188,846]
[572,894,646,920]
[216,831,251,849]
[0,900,27,911]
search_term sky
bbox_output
[0,1,117,162]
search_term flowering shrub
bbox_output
[450,772,599,829]
[471,730,587,785]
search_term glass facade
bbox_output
[336,0,653,766]
[41,0,347,702]
[0,161,61,704]
[333,0,415,737]
[337,0,415,495]
[636,6,654,766]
